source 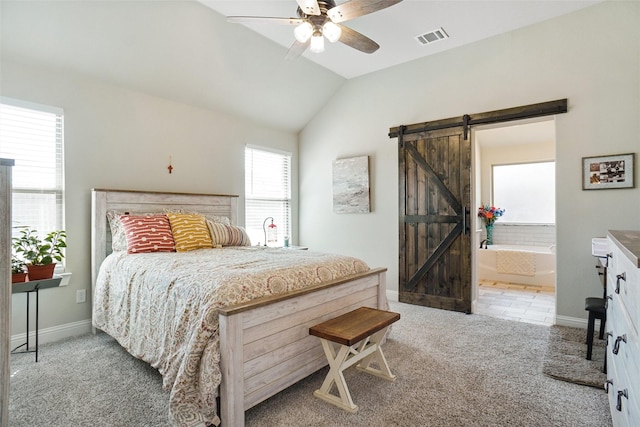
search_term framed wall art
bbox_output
[582,153,635,190]
[332,155,370,214]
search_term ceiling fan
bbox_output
[227,0,403,58]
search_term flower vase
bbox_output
[485,224,494,245]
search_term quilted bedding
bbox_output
[92,246,369,426]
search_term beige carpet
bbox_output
[9,301,612,426]
[542,325,607,389]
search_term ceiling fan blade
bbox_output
[227,16,305,26]
[327,0,403,23]
[285,40,310,60]
[337,25,379,54]
[296,0,321,16]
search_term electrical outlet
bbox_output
[76,289,86,304]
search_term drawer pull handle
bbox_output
[605,295,613,309]
[606,331,613,345]
[616,389,628,412]
[604,379,613,393]
[613,334,627,355]
[615,272,626,294]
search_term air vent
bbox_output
[415,27,449,45]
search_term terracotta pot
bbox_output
[26,263,56,281]
[12,272,28,283]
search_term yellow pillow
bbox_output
[167,213,213,252]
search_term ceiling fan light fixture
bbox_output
[322,21,342,43]
[294,21,313,43]
[310,31,325,53]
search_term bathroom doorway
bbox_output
[472,118,557,326]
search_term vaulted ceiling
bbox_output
[1,1,600,132]
[200,0,601,78]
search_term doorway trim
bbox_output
[471,117,557,320]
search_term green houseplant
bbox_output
[13,229,67,280]
[11,256,27,283]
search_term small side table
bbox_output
[11,276,62,362]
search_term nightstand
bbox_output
[11,276,62,361]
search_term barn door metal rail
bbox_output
[389,99,567,141]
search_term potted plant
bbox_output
[11,257,28,283]
[13,229,67,280]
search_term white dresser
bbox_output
[606,230,640,426]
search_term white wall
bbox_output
[299,1,640,324]
[2,60,299,337]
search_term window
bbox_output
[492,161,555,224]
[244,146,291,246]
[0,97,65,237]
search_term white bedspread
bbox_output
[92,246,369,426]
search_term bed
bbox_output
[90,189,387,427]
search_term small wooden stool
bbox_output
[309,306,400,413]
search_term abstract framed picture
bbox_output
[582,153,635,190]
[332,156,370,214]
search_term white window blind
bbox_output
[0,97,65,237]
[245,146,291,246]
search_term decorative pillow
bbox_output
[108,210,161,251]
[184,212,231,226]
[167,213,213,252]
[204,214,231,225]
[207,221,251,247]
[120,215,175,254]
[106,211,128,252]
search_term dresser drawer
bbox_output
[619,265,639,332]
[607,340,640,427]
[607,243,640,332]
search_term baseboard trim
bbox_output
[10,319,92,349]
[386,289,399,302]
[555,315,591,329]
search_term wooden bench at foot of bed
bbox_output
[218,267,388,427]
[309,306,400,413]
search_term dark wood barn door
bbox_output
[398,126,472,313]
[390,99,567,314]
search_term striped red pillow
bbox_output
[120,214,175,254]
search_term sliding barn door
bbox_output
[398,126,471,313]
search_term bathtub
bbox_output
[477,244,556,288]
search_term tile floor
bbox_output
[475,280,555,326]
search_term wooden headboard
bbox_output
[90,189,239,310]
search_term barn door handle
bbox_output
[462,206,469,235]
